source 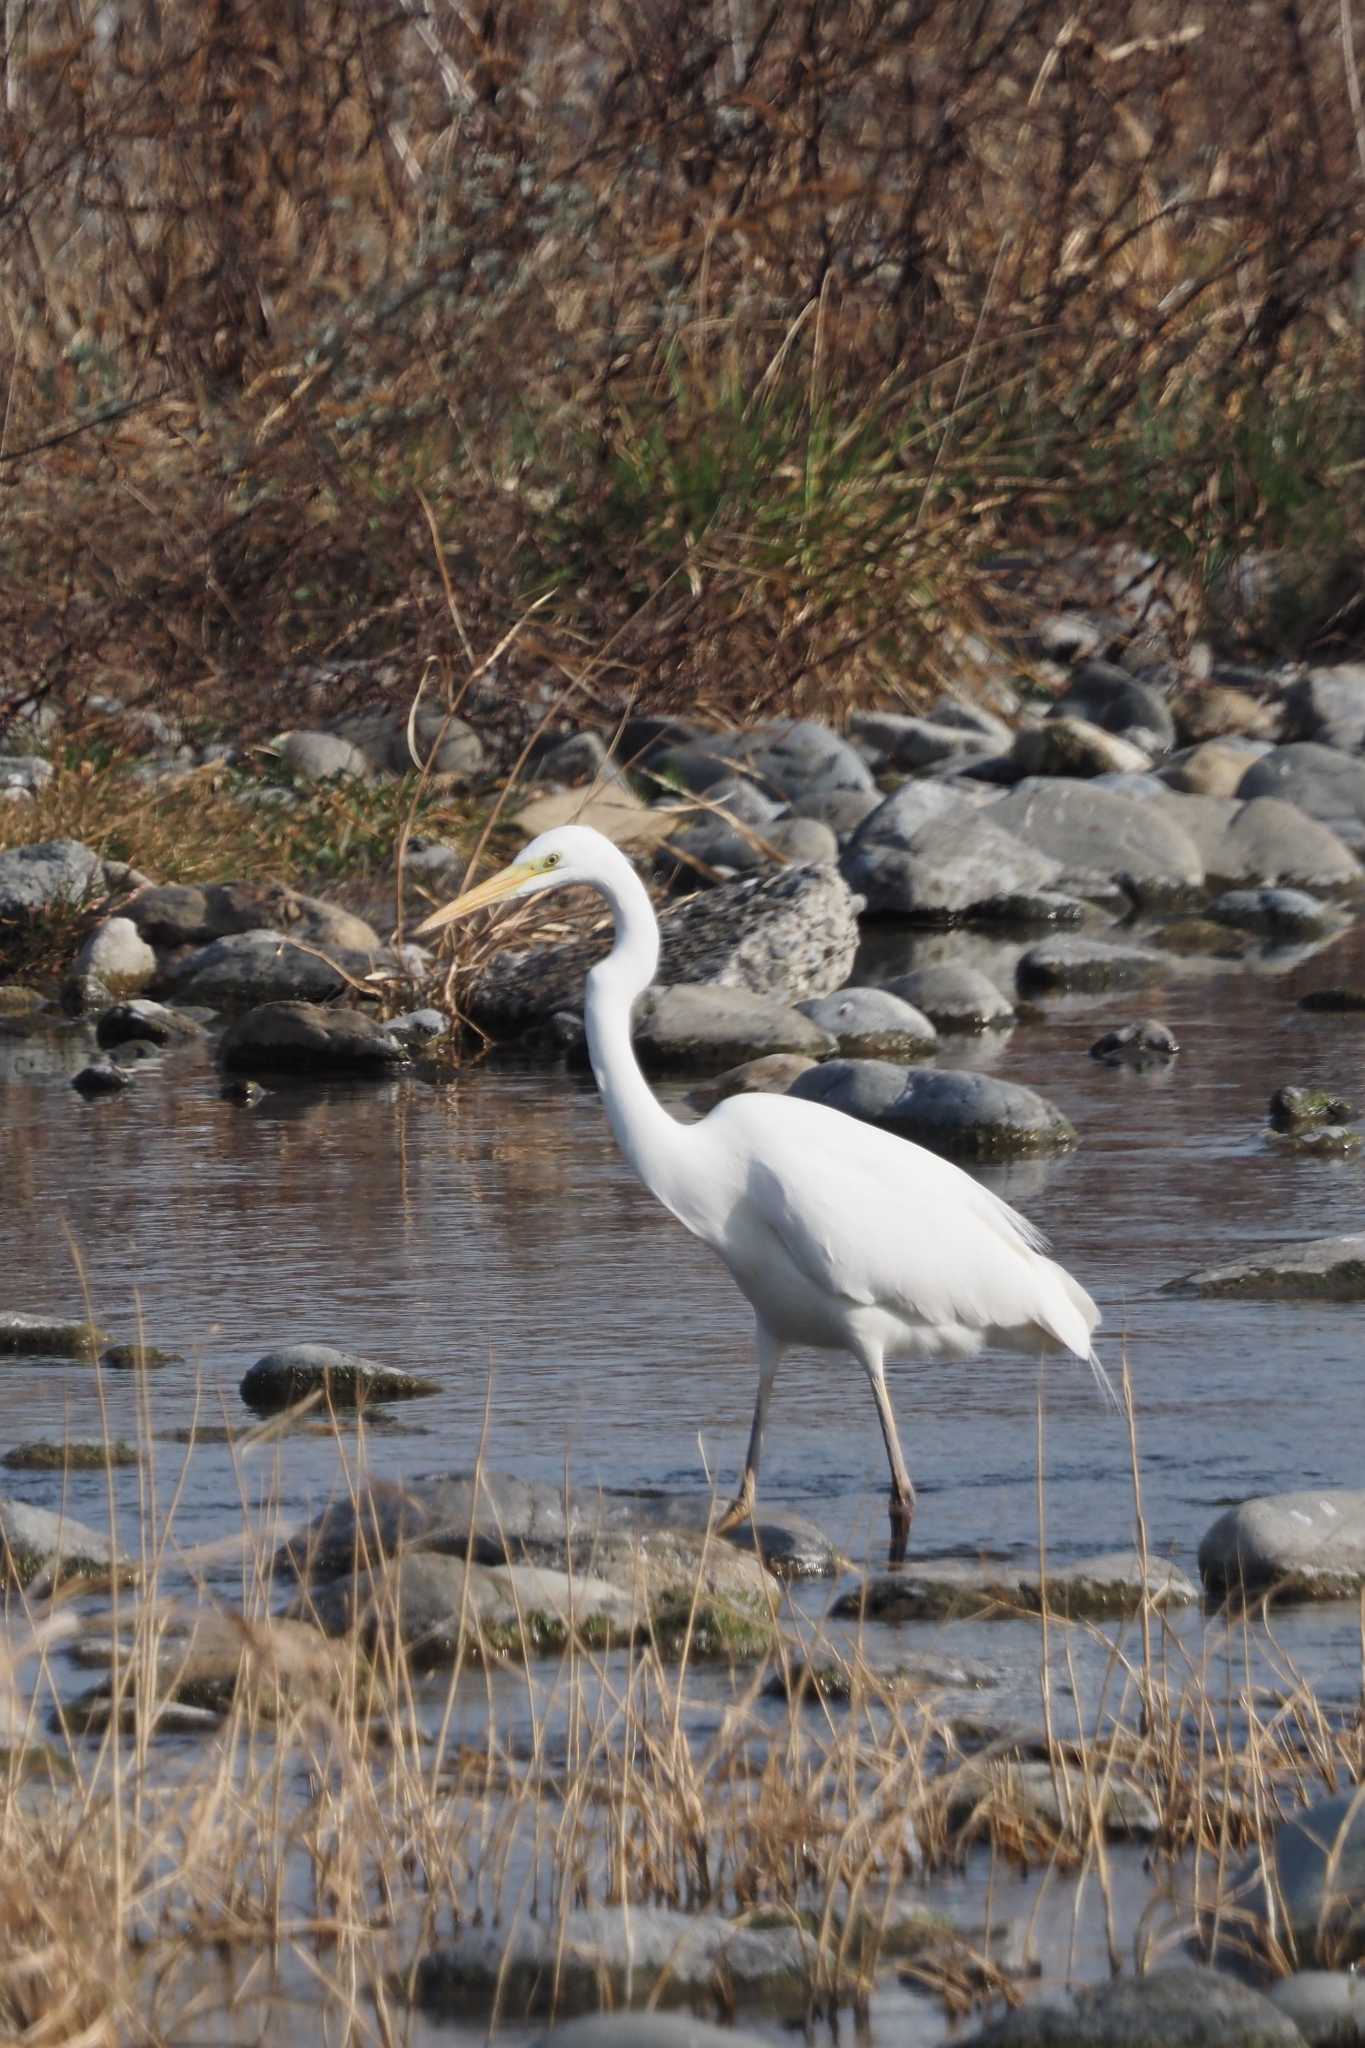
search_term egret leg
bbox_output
[715,1322,783,1535]
[859,1346,916,1565]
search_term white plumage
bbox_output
[416,822,1105,1561]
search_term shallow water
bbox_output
[4,918,1365,2038]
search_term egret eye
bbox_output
[543,852,561,870]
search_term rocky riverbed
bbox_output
[7,646,1365,2043]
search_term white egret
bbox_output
[416,823,1105,1562]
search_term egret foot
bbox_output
[888,1487,915,1567]
[714,1474,757,1538]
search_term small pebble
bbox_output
[72,1061,130,1097]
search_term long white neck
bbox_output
[582,849,688,1201]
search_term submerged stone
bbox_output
[219,1001,406,1074]
[962,1964,1301,2047]
[1168,1234,1365,1299]
[1229,1792,1365,1967]
[1199,1490,1365,1600]
[0,1312,105,1358]
[833,1550,1197,1622]
[789,1061,1076,1159]
[241,1343,439,1412]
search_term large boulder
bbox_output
[1199,1491,1365,1599]
[962,1965,1302,2048]
[843,794,1063,920]
[788,1060,1076,1158]
[1283,664,1365,751]
[218,1002,406,1075]
[795,986,937,1057]
[1151,793,1361,892]
[883,964,1016,1031]
[467,863,859,1036]
[72,917,157,995]
[166,932,386,1006]
[988,781,1203,899]
[726,718,875,800]
[1238,744,1365,845]
[1167,1234,1365,1299]
[0,839,104,920]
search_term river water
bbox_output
[3,915,1365,2039]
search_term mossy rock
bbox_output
[0,1314,106,1359]
[2,1440,139,1471]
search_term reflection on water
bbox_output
[3,926,1365,1574]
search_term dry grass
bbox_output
[0,1389,1359,2040]
[0,0,1362,748]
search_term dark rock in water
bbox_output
[96,999,205,1049]
[883,964,1016,1031]
[961,1965,1301,2048]
[0,1499,128,1591]
[686,1053,818,1111]
[1168,1234,1365,1300]
[0,1313,104,1358]
[629,985,836,1073]
[1199,1491,1365,1599]
[1238,743,1365,845]
[843,793,1063,920]
[1208,886,1339,938]
[1090,1019,1180,1066]
[1017,937,1165,994]
[1300,987,1365,1013]
[0,839,104,919]
[788,1060,1076,1158]
[795,986,937,1058]
[71,1059,129,1096]
[99,1343,182,1372]
[1270,1123,1360,1157]
[1268,1970,1365,2044]
[833,1550,1196,1623]
[468,862,859,1035]
[410,1905,815,2020]
[531,2015,775,2048]
[1054,659,1177,753]
[1270,1085,1355,1131]
[3,1439,138,1470]
[1152,916,1249,958]
[1227,1793,1365,1968]
[241,1343,439,1413]
[219,1001,406,1074]
[220,1078,266,1105]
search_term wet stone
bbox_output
[1090,1019,1180,1066]
[95,998,206,1049]
[1208,886,1340,938]
[795,985,938,1058]
[1168,1234,1365,1299]
[685,1052,818,1112]
[0,1312,104,1358]
[625,1495,845,1579]
[942,1758,1161,1843]
[832,1550,1198,1623]
[1229,1791,1365,1967]
[1271,1124,1360,1156]
[1269,1085,1355,1131]
[630,984,836,1073]
[1017,937,1166,994]
[99,1343,182,1371]
[1268,1970,1365,2045]
[1199,1490,1365,1600]
[963,1965,1302,2048]
[410,1904,815,2020]
[71,1058,130,1095]
[788,1060,1076,1159]
[2,1439,138,1470]
[0,1500,128,1592]
[842,798,1064,921]
[989,780,1203,899]
[531,2016,774,2048]
[883,963,1016,1031]
[1301,987,1365,1013]
[240,1343,439,1413]
[219,1001,406,1075]
[765,1653,997,1704]
[0,838,104,918]
[221,1078,266,1105]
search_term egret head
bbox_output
[412,824,607,937]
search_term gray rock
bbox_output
[963,1965,1302,2048]
[0,839,103,918]
[531,731,610,784]
[1268,1970,1365,2044]
[72,1059,130,1096]
[788,1060,1076,1158]
[1154,794,1361,892]
[339,706,484,785]
[72,916,157,995]
[943,1757,1161,1841]
[686,1053,819,1111]
[1160,738,1269,798]
[785,787,881,839]
[1168,1235,1365,1301]
[1230,1792,1365,1966]
[1284,665,1365,752]
[1090,1019,1180,1065]
[469,862,859,1035]
[95,999,206,1049]
[384,1007,450,1049]
[1239,745,1365,845]
[410,1904,814,2020]
[1017,937,1166,994]
[0,755,53,793]
[240,1344,439,1413]
[1209,887,1339,938]
[796,986,937,1057]
[169,931,381,1006]
[218,1001,406,1074]
[927,696,1015,744]
[276,730,372,782]
[1054,659,1177,753]
[0,1312,104,1358]
[129,881,382,953]
[298,1551,642,1666]
[1014,717,1152,778]
[884,964,1017,1031]
[728,718,876,801]
[989,781,1203,899]
[0,1500,126,1591]
[847,711,995,771]
[834,1550,1196,1622]
[1199,1491,1365,1599]
[625,1496,844,1580]
[532,2016,774,2048]
[282,1472,612,1580]
[630,984,836,1072]
[763,816,840,865]
[843,796,1063,919]
[99,1342,182,1371]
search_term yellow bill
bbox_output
[412,861,534,937]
